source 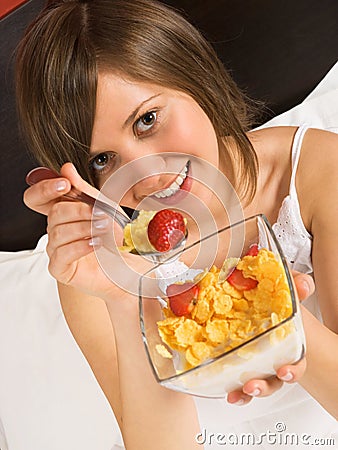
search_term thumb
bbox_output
[291,271,315,301]
[60,163,124,213]
[60,163,126,243]
[60,162,100,198]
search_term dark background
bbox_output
[1,0,337,251]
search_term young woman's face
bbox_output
[90,72,220,208]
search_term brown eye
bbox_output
[89,152,117,175]
[93,153,109,167]
[135,111,157,135]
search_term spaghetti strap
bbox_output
[289,125,310,196]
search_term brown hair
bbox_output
[16,0,259,200]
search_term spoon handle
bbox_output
[25,166,131,228]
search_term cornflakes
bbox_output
[156,248,293,368]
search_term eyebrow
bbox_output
[123,93,162,129]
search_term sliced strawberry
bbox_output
[246,243,259,257]
[227,268,258,291]
[147,209,186,252]
[166,283,199,317]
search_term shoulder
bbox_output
[248,125,298,149]
[296,128,338,233]
[247,125,298,192]
[248,126,298,168]
[248,126,338,231]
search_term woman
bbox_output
[10,0,338,448]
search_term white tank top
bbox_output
[272,125,313,274]
[271,125,321,320]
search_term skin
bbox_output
[23,73,338,445]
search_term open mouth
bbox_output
[152,160,191,201]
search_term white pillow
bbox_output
[258,61,338,132]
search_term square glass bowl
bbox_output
[138,214,306,398]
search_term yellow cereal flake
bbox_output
[213,294,233,316]
[191,298,212,324]
[174,320,203,347]
[218,257,240,283]
[186,342,212,366]
[155,344,173,359]
[232,298,249,311]
[205,319,229,344]
[157,248,293,369]
[271,312,279,326]
[221,281,243,299]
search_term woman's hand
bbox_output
[24,163,146,301]
[227,272,315,405]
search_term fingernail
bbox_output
[279,371,293,382]
[89,236,102,247]
[93,218,109,229]
[304,277,315,295]
[248,388,261,397]
[234,399,245,406]
[93,209,107,217]
[55,180,67,192]
[300,279,311,296]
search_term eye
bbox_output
[89,151,118,176]
[134,110,158,136]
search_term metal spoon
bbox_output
[26,166,187,260]
[26,166,132,229]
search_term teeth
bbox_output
[154,163,189,199]
[176,176,184,186]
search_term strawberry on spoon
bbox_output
[147,209,187,253]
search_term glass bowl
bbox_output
[138,214,306,398]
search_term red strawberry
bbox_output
[166,283,199,317]
[147,209,186,252]
[227,268,258,291]
[246,243,259,257]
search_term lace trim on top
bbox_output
[272,125,313,274]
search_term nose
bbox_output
[120,147,166,200]
[128,154,167,197]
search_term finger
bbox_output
[23,178,71,215]
[276,357,307,383]
[241,375,283,398]
[227,390,253,406]
[47,217,111,255]
[291,271,315,301]
[48,238,100,284]
[47,201,123,253]
[47,201,96,227]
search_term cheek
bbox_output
[163,108,219,165]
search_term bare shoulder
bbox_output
[299,128,338,332]
[248,125,298,167]
[249,125,298,149]
[298,128,338,231]
[299,128,338,197]
[249,126,338,231]
[302,127,338,160]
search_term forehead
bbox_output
[96,72,163,108]
[95,72,193,110]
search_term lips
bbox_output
[151,160,192,205]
